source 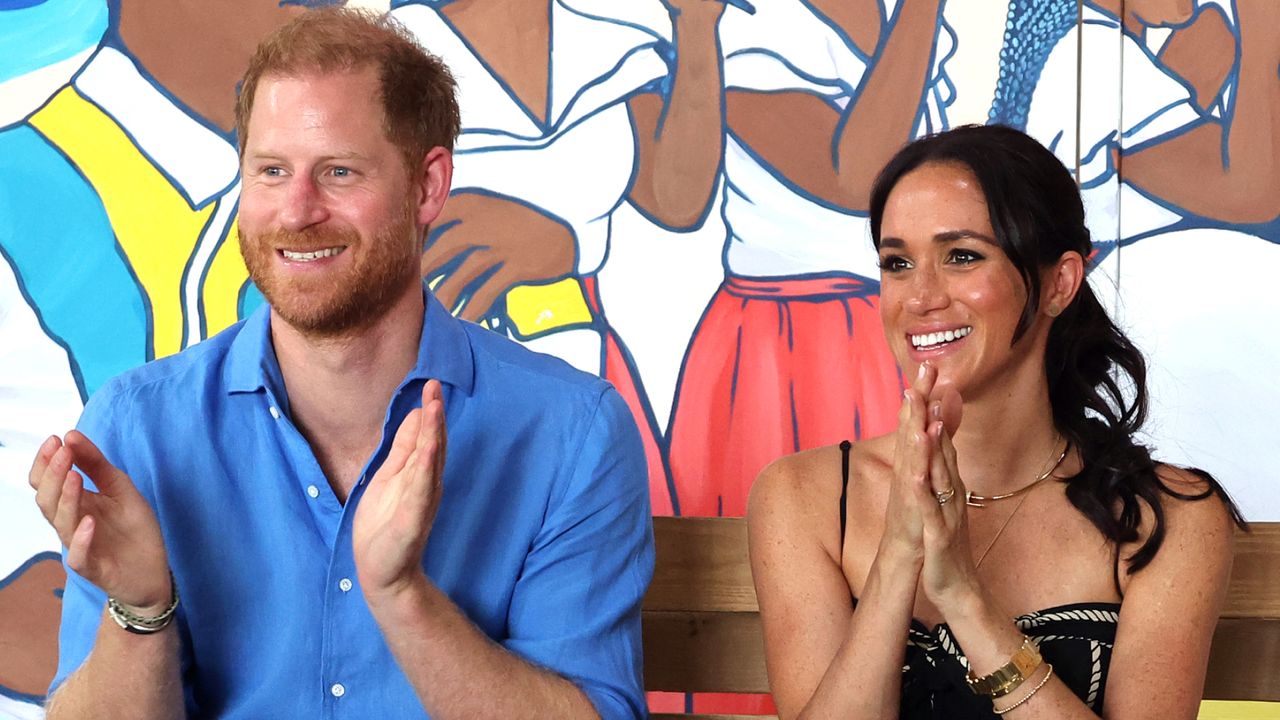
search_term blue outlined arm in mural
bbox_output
[1155,4,1236,113]
[422,190,579,324]
[1119,0,1280,224]
[626,0,729,231]
[726,0,944,213]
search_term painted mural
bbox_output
[0,0,1275,716]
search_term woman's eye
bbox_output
[948,249,983,265]
[878,255,910,272]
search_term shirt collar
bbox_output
[224,282,476,397]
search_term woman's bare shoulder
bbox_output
[1152,464,1239,542]
[749,438,894,523]
[1117,464,1238,595]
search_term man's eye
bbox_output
[264,167,284,177]
[332,167,351,177]
[878,255,910,272]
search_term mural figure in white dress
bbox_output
[394,0,731,516]
[998,0,1280,518]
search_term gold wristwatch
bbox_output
[966,636,1043,698]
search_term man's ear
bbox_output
[1043,250,1085,317]
[414,147,454,228]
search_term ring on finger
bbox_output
[934,487,956,505]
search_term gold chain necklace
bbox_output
[974,487,1034,568]
[972,441,1069,568]
[965,442,1069,508]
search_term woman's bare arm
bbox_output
[749,452,920,720]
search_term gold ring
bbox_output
[935,487,956,505]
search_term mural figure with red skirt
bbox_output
[668,0,953,520]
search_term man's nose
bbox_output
[278,176,328,232]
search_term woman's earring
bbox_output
[1047,304,1061,318]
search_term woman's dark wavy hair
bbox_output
[867,124,1245,582]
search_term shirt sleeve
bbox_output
[500,386,654,720]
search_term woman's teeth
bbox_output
[910,326,972,349]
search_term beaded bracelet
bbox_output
[993,663,1054,715]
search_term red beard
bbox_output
[239,201,420,338]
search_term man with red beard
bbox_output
[27,9,652,720]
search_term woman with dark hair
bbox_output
[747,124,1244,719]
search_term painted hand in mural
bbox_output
[352,380,446,599]
[27,432,171,614]
[725,0,943,211]
[422,192,576,323]
[1157,5,1235,111]
[1122,0,1280,224]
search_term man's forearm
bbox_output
[45,607,185,720]
[367,575,601,720]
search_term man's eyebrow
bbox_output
[878,230,999,249]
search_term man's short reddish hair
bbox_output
[234,7,460,168]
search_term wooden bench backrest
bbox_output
[642,517,1280,715]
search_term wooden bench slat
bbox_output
[646,517,757,613]
[643,611,769,693]
[643,520,1280,705]
[1223,524,1280,619]
[644,611,1280,701]
[1203,618,1280,701]
[645,518,1279,618]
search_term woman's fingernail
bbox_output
[917,363,927,380]
[930,402,941,420]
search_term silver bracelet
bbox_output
[107,570,179,635]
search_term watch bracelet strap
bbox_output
[107,570,179,635]
[966,636,1043,697]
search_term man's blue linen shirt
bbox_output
[51,287,654,719]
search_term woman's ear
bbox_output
[1043,250,1085,317]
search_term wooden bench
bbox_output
[642,517,1280,719]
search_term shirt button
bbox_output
[269,406,280,419]
[338,578,353,592]
[306,485,319,499]
[330,683,345,698]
